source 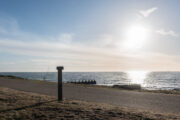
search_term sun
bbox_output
[123,24,149,50]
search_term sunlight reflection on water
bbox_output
[127,71,148,86]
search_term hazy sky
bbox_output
[0,0,180,72]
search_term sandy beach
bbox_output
[0,76,180,119]
[1,87,180,120]
[1,0,180,119]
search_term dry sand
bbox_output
[0,87,179,120]
[0,77,180,114]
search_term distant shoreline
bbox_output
[0,75,180,95]
[1,72,180,91]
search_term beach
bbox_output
[1,0,180,119]
[0,76,180,119]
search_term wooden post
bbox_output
[57,66,64,101]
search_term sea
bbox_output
[0,71,180,90]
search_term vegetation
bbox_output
[0,87,179,120]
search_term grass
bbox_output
[0,87,179,120]
[0,75,25,80]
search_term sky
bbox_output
[0,0,180,72]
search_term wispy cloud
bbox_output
[156,29,178,37]
[1,37,180,71]
[1,16,180,71]
[139,7,158,17]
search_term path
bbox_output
[0,78,179,114]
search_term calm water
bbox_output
[0,71,180,90]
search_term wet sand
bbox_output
[0,77,179,114]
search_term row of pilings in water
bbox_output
[68,80,96,85]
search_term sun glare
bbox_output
[127,71,148,85]
[123,24,149,50]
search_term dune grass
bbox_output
[0,87,179,120]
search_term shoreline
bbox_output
[1,75,179,95]
[1,73,179,91]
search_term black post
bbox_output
[57,66,64,101]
